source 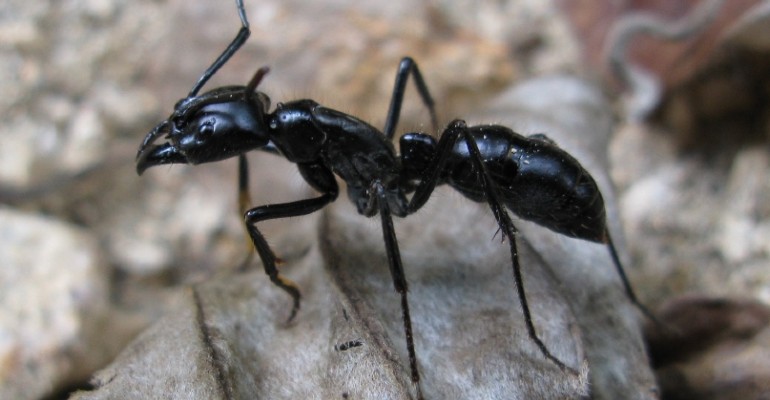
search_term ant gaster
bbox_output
[136,1,656,398]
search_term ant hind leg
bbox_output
[452,120,576,373]
[605,232,669,330]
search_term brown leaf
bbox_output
[646,295,770,400]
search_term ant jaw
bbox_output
[136,117,188,175]
[136,142,188,175]
[136,119,171,161]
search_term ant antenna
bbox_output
[188,0,251,97]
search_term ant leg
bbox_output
[244,163,339,322]
[454,120,573,371]
[236,155,256,271]
[383,57,439,139]
[245,195,335,321]
[403,128,464,213]
[238,155,252,215]
[411,120,573,371]
[605,233,666,327]
[371,182,424,400]
[188,0,251,97]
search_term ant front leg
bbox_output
[236,154,256,271]
[406,120,574,372]
[244,162,339,322]
[383,57,439,139]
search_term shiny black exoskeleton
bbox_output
[136,1,655,398]
[401,126,607,241]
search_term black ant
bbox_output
[136,0,657,397]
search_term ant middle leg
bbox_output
[383,57,439,139]
[370,181,424,400]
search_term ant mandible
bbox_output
[136,0,656,397]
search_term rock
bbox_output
[0,207,141,400]
[718,148,770,264]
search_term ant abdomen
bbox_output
[400,125,608,243]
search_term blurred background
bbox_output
[1,0,769,398]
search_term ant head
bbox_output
[136,68,273,175]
